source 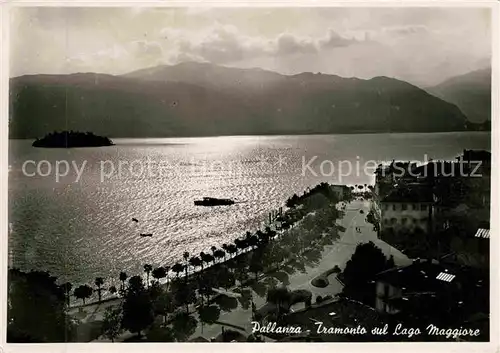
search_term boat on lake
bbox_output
[139,233,153,237]
[194,197,235,206]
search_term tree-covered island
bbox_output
[32,131,114,148]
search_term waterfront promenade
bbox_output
[86,197,410,342]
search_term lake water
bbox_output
[8,132,490,286]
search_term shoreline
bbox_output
[13,183,365,313]
[13,187,414,343]
[67,207,309,311]
[62,184,359,310]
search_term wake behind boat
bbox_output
[194,197,235,206]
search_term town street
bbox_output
[186,198,411,341]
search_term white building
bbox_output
[380,186,435,235]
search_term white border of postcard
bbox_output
[1,1,499,353]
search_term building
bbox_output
[441,228,490,270]
[457,149,491,173]
[379,185,435,235]
[374,161,419,197]
[281,297,386,342]
[330,184,350,200]
[374,259,488,326]
[375,260,454,315]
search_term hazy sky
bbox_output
[11,7,491,86]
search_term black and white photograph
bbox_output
[4,4,496,345]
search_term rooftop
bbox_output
[474,228,490,239]
[375,161,419,176]
[412,161,463,178]
[460,149,491,162]
[381,185,433,203]
[376,150,491,180]
[375,259,484,293]
[282,298,385,342]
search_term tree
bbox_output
[220,329,247,342]
[152,267,167,284]
[197,275,216,303]
[109,286,118,295]
[256,230,269,244]
[189,256,203,272]
[149,281,163,302]
[128,275,143,292]
[248,235,259,250]
[211,245,217,256]
[286,193,299,208]
[61,282,72,307]
[101,306,123,342]
[266,286,291,318]
[200,252,215,268]
[214,294,238,312]
[119,272,128,293]
[74,284,93,305]
[341,241,389,304]
[247,334,264,342]
[173,281,197,314]
[164,265,171,287]
[183,251,190,279]
[234,239,247,253]
[198,305,221,325]
[219,269,236,290]
[8,269,75,342]
[171,263,184,278]
[153,291,174,323]
[249,251,264,280]
[214,249,226,263]
[171,312,198,341]
[265,226,277,240]
[234,288,253,310]
[342,241,388,285]
[386,255,396,269]
[226,244,238,258]
[146,324,176,342]
[94,277,104,302]
[234,266,250,284]
[143,264,153,288]
[121,276,154,338]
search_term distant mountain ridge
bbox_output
[426,68,491,123]
[10,62,472,139]
[123,62,288,93]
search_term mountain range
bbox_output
[426,68,491,123]
[9,62,486,139]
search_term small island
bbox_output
[32,131,114,148]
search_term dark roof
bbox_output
[474,228,490,239]
[381,185,433,203]
[331,184,351,191]
[284,298,384,341]
[375,162,418,176]
[461,149,491,162]
[375,260,484,293]
[381,156,490,180]
[412,161,462,178]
